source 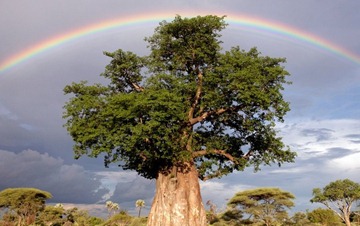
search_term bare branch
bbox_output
[243,150,253,159]
[131,82,144,92]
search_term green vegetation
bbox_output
[227,187,295,226]
[311,179,360,226]
[63,15,294,181]
[307,208,343,225]
[0,187,52,225]
[203,180,360,225]
[102,210,147,226]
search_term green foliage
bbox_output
[63,15,295,180]
[228,187,295,226]
[36,205,65,225]
[0,187,52,226]
[218,208,244,226]
[311,179,360,203]
[102,211,142,226]
[64,207,97,225]
[307,208,343,225]
[310,179,360,225]
[35,205,105,226]
[286,212,311,226]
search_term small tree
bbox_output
[228,187,295,226]
[106,201,120,218]
[307,208,342,225]
[36,204,65,225]
[287,212,311,226]
[63,15,295,226]
[135,199,145,217]
[104,210,134,226]
[310,179,360,226]
[0,187,52,226]
[63,207,103,225]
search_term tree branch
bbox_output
[188,105,242,125]
[122,75,144,92]
[243,150,253,159]
[201,171,223,181]
[188,71,203,120]
[192,149,236,162]
[131,82,144,92]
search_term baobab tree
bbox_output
[63,15,295,226]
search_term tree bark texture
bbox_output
[147,164,207,226]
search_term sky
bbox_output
[0,0,359,217]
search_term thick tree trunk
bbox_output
[147,164,207,226]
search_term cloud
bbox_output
[200,180,256,211]
[201,118,360,213]
[0,149,109,204]
[90,170,155,216]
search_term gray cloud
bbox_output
[346,134,360,144]
[110,177,155,204]
[0,149,109,203]
[301,128,334,142]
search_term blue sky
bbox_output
[0,0,359,217]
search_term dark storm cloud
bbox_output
[0,114,36,150]
[0,149,109,203]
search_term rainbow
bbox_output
[1,12,359,73]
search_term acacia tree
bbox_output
[310,179,360,226]
[227,187,295,226]
[0,187,52,226]
[63,15,295,226]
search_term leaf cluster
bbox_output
[311,179,360,205]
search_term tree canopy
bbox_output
[63,15,295,181]
[310,179,360,226]
[0,187,52,225]
[227,187,295,226]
